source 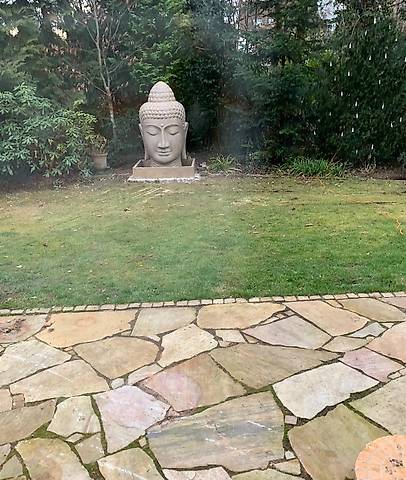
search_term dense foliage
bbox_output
[0,0,405,176]
[0,84,96,176]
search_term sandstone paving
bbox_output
[36,310,134,348]
[197,303,285,330]
[322,335,370,352]
[244,316,330,349]
[232,470,299,480]
[75,336,158,379]
[98,448,163,479]
[10,360,108,402]
[216,329,246,343]
[143,353,245,411]
[0,339,70,387]
[0,446,10,467]
[127,364,163,384]
[287,300,368,335]
[339,298,406,322]
[274,363,378,419]
[94,385,169,453]
[0,455,23,479]
[274,459,302,476]
[0,400,56,445]
[341,348,403,382]
[47,395,100,436]
[351,376,406,433]
[159,324,217,367]
[16,438,92,480]
[288,405,387,480]
[368,322,406,362]
[75,434,105,464]
[349,322,386,338]
[132,307,195,336]
[382,297,406,309]
[0,390,11,413]
[148,392,284,472]
[163,468,232,479]
[0,315,46,343]
[210,344,337,389]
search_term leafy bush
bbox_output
[283,156,347,177]
[0,83,96,176]
[208,154,237,173]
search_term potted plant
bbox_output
[90,134,108,170]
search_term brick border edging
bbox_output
[0,291,405,316]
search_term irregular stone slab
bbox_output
[288,405,386,480]
[163,468,231,480]
[245,316,330,349]
[10,360,108,402]
[340,298,406,322]
[98,448,162,479]
[132,307,195,336]
[274,363,378,419]
[351,376,406,433]
[36,310,134,348]
[368,322,406,362]
[75,337,158,379]
[383,297,406,309]
[0,445,10,467]
[148,392,284,472]
[210,344,336,389]
[350,322,386,338]
[355,435,406,480]
[0,455,23,479]
[0,315,46,343]
[48,396,100,437]
[127,364,162,384]
[159,324,217,367]
[322,336,370,352]
[66,433,84,443]
[143,353,245,411]
[197,303,285,329]
[341,348,402,382]
[0,339,70,387]
[0,390,12,413]
[231,469,298,480]
[95,386,169,453]
[216,330,246,343]
[75,434,104,464]
[0,400,55,444]
[16,438,92,480]
[287,300,368,335]
[274,460,301,475]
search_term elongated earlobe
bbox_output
[182,122,189,162]
[139,124,149,162]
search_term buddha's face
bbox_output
[140,118,188,167]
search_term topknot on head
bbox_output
[139,81,185,123]
[148,81,176,103]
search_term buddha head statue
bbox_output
[139,81,188,167]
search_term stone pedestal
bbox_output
[128,159,198,182]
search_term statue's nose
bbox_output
[158,130,170,149]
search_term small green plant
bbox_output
[283,156,347,177]
[91,134,108,154]
[208,154,237,174]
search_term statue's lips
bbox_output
[157,152,171,156]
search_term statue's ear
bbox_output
[139,124,149,163]
[182,122,189,162]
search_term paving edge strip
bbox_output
[0,291,405,316]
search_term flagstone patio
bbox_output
[0,294,406,480]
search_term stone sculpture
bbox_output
[139,81,188,168]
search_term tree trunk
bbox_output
[106,89,117,140]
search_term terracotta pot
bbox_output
[91,153,108,171]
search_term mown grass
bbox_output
[0,175,405,308]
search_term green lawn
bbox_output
[0,175,405,308]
